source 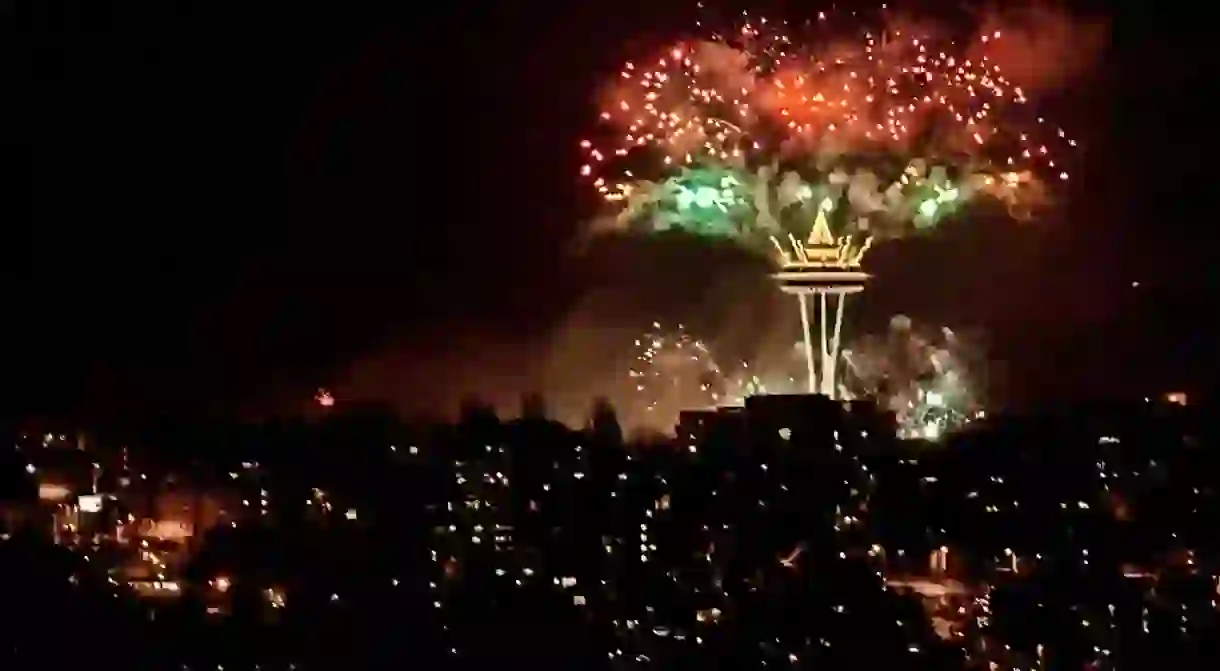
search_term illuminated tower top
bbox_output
[771,199,872,271]
[801,207,846,265]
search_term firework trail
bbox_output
[580,5,1086,253]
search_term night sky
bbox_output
[3,1,1213,421]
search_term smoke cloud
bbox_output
[536,233,787,429]
[966,4,1108,96]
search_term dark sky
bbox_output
[2,1,1214,421]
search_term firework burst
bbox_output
[842,315,984,439]
[623,322,788,430]
[580,6,1079,251]
[628,322,730,418]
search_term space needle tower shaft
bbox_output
[772,201,871,399]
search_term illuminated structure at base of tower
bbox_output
[771,203,871,399]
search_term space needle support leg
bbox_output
[820,292,830,396]
[798,294,816,394]
[830,294,847,400]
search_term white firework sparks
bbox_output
[622,316,983,440]
[842,317,984,439]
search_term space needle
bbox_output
[771,199,872,399]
